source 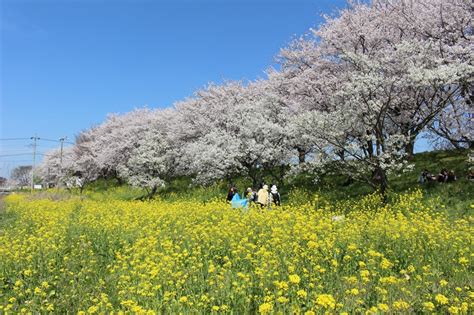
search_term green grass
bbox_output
[0,196,18,232]
[50,149,473,216]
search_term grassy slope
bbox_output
[53,149,474,216]
[287,149,473,217]
[390,149,473,217]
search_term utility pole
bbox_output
[58,137,66,186]
[30,136,40,192]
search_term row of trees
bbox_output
[38,0,473,196]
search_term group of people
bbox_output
[226,183,281,209]
[469,170,474,181]
[418,168,457,184]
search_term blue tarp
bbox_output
[231,193,248,208]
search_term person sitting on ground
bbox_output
[438,169,449,183]
[231,189,248,209]
[270,185,281,206]
[468,170,474,181]
[418,169,436,183]
[226,186,236,202]
[257,184,269,209]
[418,169,428,183]
[446,170,457,182]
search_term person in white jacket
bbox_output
[257,184,269,208]
[270,185,281,206]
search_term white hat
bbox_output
[271,185,278,193]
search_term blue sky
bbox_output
[1,0,349,177]
[1,0,430,178]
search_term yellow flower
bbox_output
[435,294,449,305]
[392,300,410,311]
[258,302,273,314]
[346,276,358,284]
[289,274,301,284]
[377,303,389,312]
[347,244,357,251]
[208,263,216,273]
[0,188,471,313]
[458,257,469,265]
[423,302,435,311]
[380,258,393,270]
[350,288,359,296]
[315,294,336,309]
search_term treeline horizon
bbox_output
[35,0,472,196]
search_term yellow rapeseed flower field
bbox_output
[0,190,472,314]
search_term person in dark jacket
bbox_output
[245,187,257,204]
[446,170,457,182]
[226,185,236,202]
[438,169,449,182]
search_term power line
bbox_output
[39,138,59,142]
[0,135,74,181]
[0,152,71,158]
[0,137,74,145]
[38,138,75,145]
[0,160,33,163]
[0,138,31,141]
[0,153,33,157]
[0,149,33,153]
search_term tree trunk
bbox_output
[405,139,415,160]
[278,165,286,184]
[372,166,388,202]
[148,185,158,199]
[297,148,306,164]
[225,175,234,187]
[367,140,374,158]
[337,150,345,161]
[252,177,259,188]
[247,167,259,188]
[380,174,388,203]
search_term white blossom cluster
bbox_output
[38,0,472,195]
